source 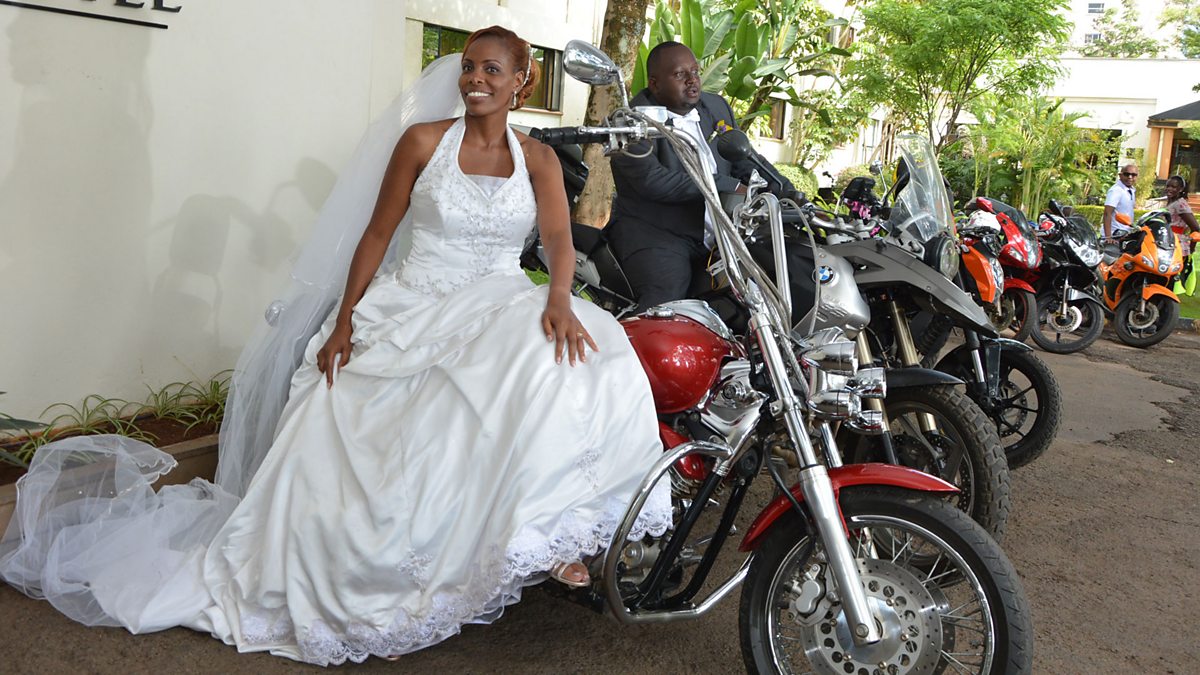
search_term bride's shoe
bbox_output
[549,561,591,588]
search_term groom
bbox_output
[608,41,795,311]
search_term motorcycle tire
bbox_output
[939,348,1062,470]
[738,487,1033,675]
[1113,293,1180,348]
[841,387,1010,540]
[1005,288,1036,343]
[1030,293,1103,354]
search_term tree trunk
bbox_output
[571,0,649,229]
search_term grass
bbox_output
[0,370,233,469]
[1179,291,1200,320]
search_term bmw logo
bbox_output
[815,266,836,284]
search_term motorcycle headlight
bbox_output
[1069,237,1102,267]
[924,235,960,279]
[1158,250,1176,274]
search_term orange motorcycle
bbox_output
[1099,211,1200,347]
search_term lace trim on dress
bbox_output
[239,488,673,666]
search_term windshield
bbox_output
[1148,217,1176,251]
[889,134,956,243]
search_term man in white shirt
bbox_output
[1102,164,1138,238]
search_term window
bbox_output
[1087,2,1104,13]
[1084,32,1102,43]
[767,101,787,140]
[422,24,562,112]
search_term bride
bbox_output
[1,25,671,665]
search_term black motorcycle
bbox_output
[1026,200,1106,354]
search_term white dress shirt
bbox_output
[666,107,719,248]
[1104,180,1135,234]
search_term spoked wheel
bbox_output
[937,349,1063,470]
[1113,293,1179,348]
[1029,293,1103,354]
[739,488,1033,675]
[999,289,1036,343]
[842,387,1010,540]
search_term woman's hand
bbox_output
[316,323,353,388]
[541,292,598,366]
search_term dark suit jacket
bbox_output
[608,89,794,255]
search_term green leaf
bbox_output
[680,0,705,55]
[702,52,733,93]
[704,11,736,59]
[632,42,650,94]
[753,58,790,78]
[734,19,759,59]
[725,55,758,100]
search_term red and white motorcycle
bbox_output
[554,41,1032,674]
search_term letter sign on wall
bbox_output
[0,0,181,29]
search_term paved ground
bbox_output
[2,329,1198,674]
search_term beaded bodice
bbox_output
[395,118,538,298]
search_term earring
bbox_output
[511,90,519,109]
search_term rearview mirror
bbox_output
[562,40,629,109]
[563,40,620,86]
[1115,212,1132,226]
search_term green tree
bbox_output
[1080,0,1165,58]
[633,0,848,126]
[1159,0,1200,58]
[957,95,1122,211]
[852,0,1070,150]
[785,13,874,169]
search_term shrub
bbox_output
[775,164,818,200]
[833,164,872,193]
[1060,205,1149,233]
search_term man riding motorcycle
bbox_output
[607,41,796,311]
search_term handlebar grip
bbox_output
[530,126,610,147]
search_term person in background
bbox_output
[1165,174,1199,256]
[1102,163,1138,239]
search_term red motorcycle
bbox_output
[962,197,1042,341]
[551,41,1032,675]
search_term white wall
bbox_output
[0,0,602,420]
[1046,57,1200,164]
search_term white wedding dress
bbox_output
[1,117,672,665]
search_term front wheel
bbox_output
[1001,289,1036,343]
[738,487,1033,675]
[842,387,1010,539]
[1029,293,1103,354]
[938,349,1063,470]
[1113,293,1179,348]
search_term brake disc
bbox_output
[1048,304,1083,332]
[793,558,944,674]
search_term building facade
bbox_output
[0,0,606,420]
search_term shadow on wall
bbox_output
[0,10,152,416]
[144,158,336,371]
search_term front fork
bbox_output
[752,312,883,646]
[855,332,900,465]
[888,300,942,432]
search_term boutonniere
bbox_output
[715,119,732,134]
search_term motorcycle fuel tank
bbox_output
[622,313,739,414]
